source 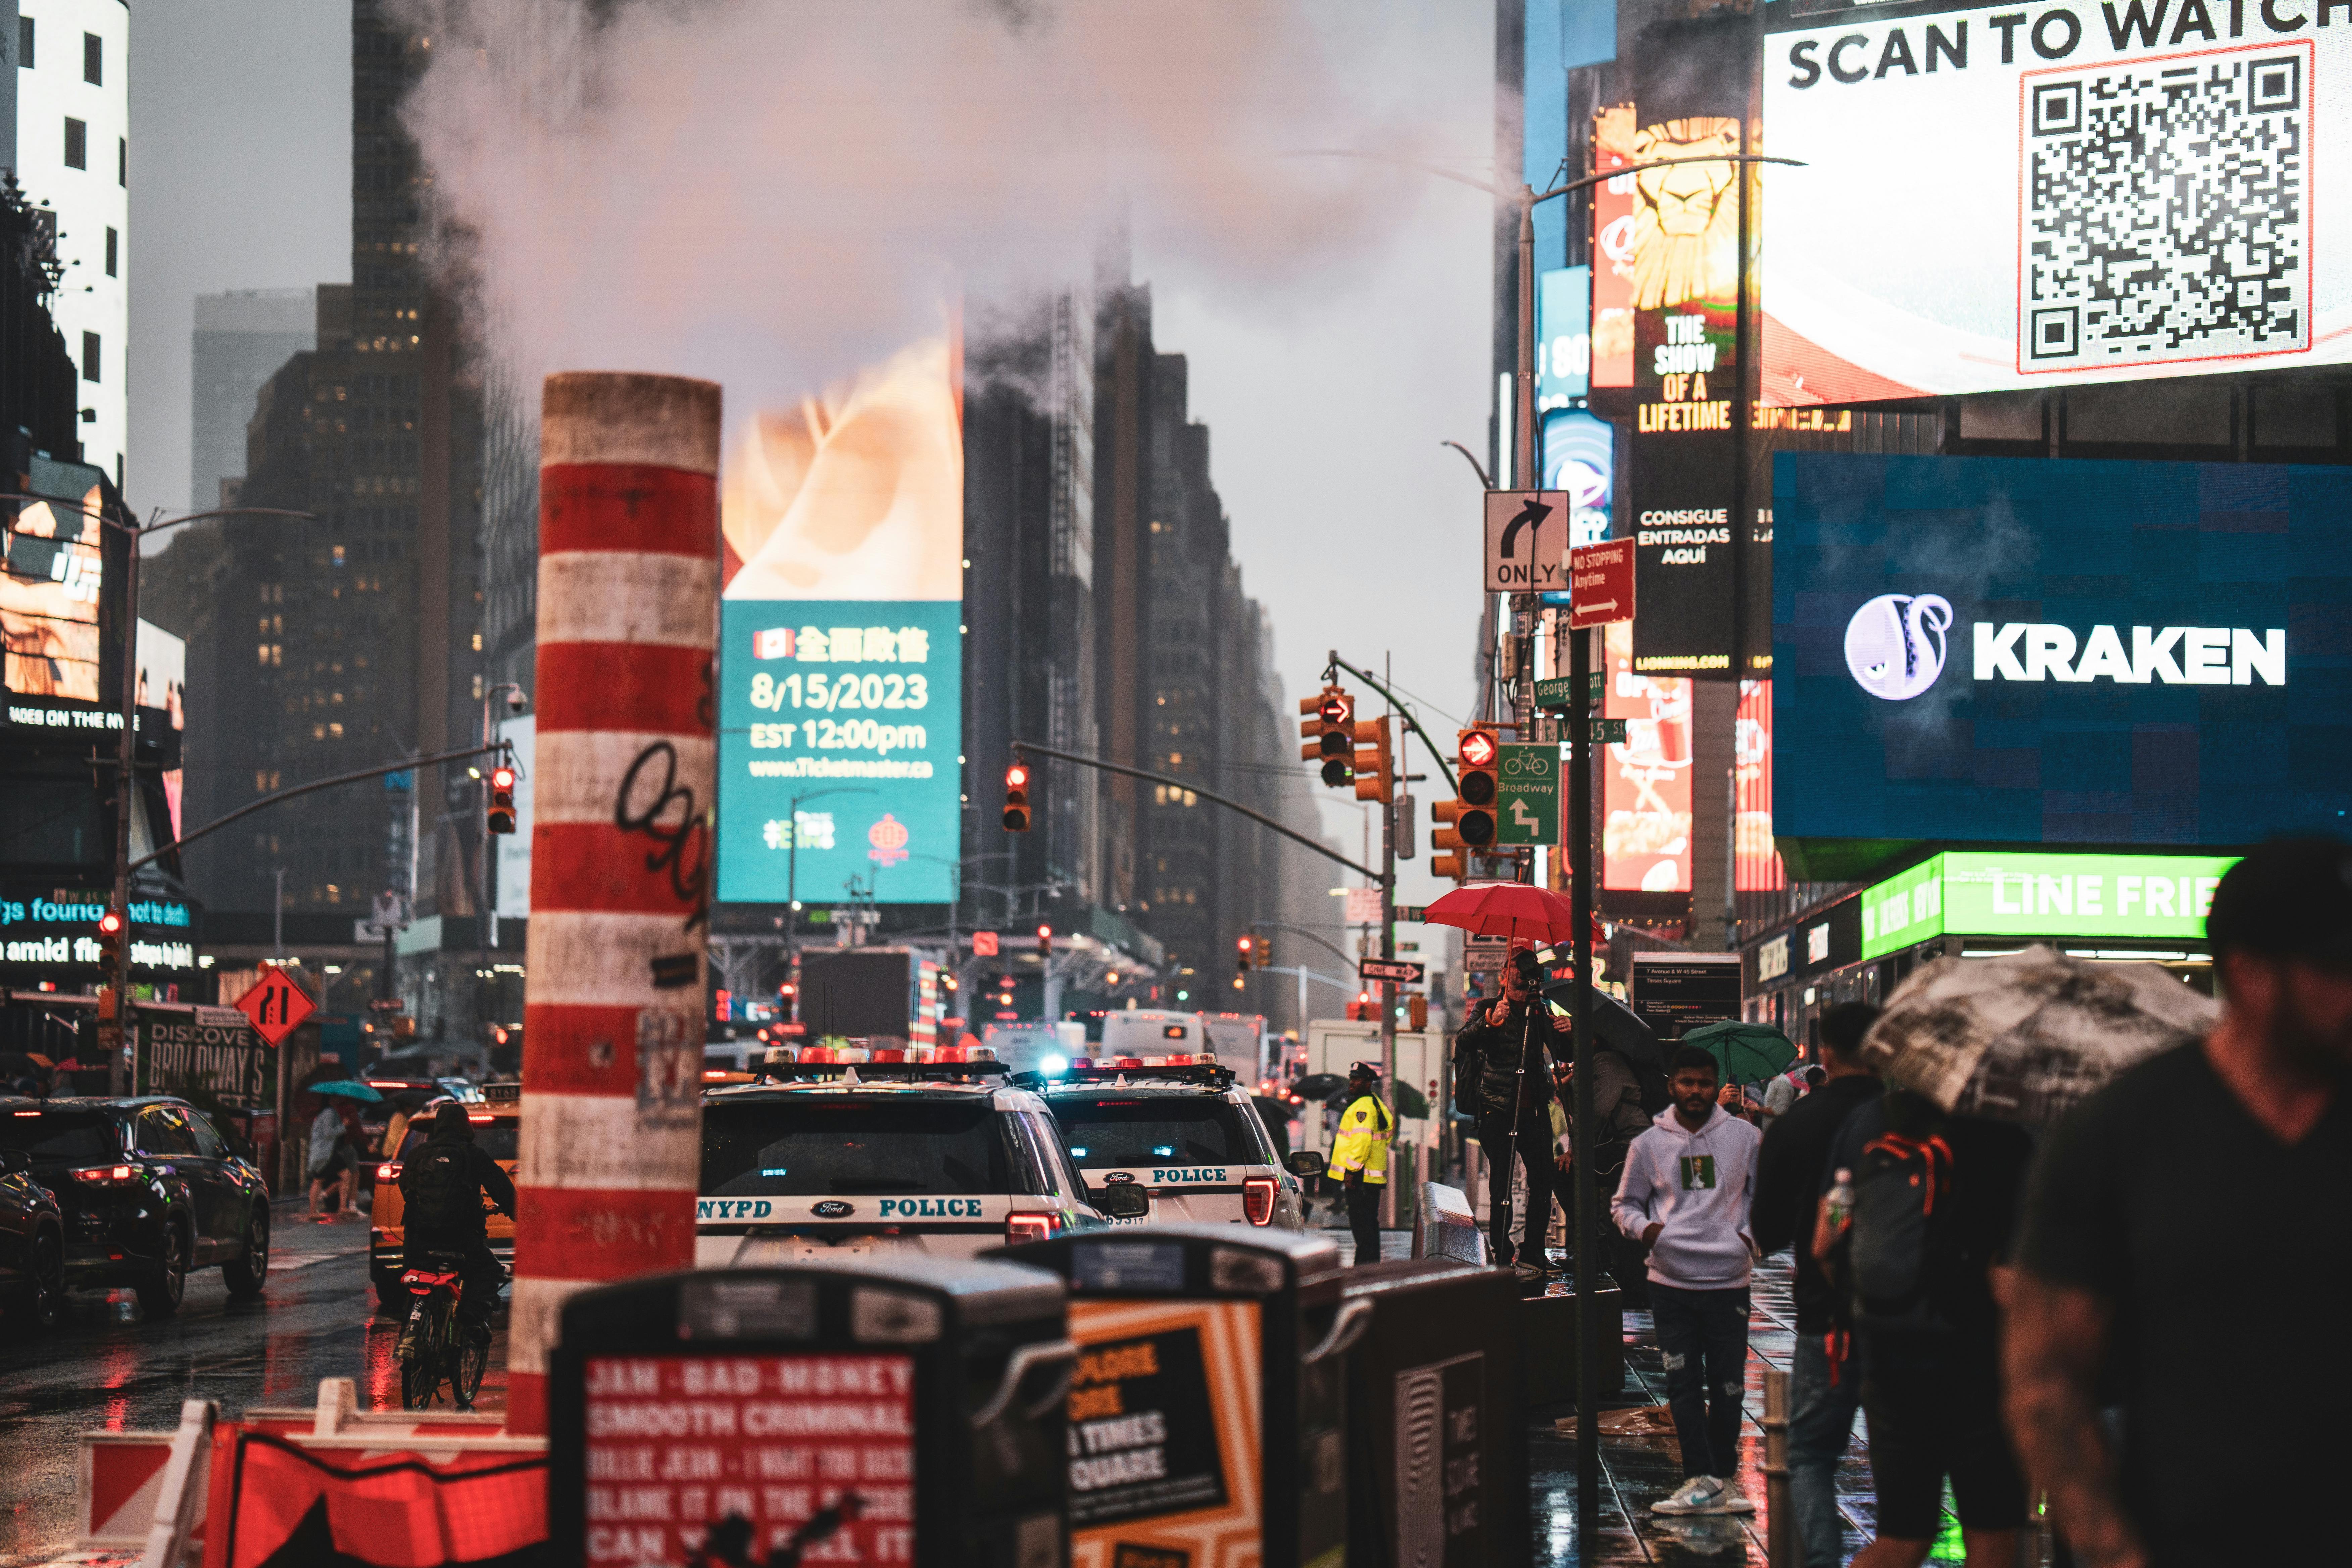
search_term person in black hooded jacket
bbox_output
[397,1101,516,1338]
[1452,945,1575,1275]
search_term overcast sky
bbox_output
[126,2,1493,908]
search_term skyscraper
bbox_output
[149,3,489,1036]
[190,289,313,511]
[12,0,128,487]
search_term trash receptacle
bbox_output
[1001,1224,1364,1568]
[547,1257,1075,1567]
[1337,1258,1529,1568]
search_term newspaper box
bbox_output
[1001,1224,1365,1568]
[547,1259,1075,1568]
[1337,1259,1530,1567]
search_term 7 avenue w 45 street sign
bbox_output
[1483,490,1569,594]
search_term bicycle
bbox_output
[397,1250,492,1411]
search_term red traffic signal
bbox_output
[96,908,125,937]
[1037,923,1053,954]
[1003,762,1032,833]
[1298,686,1356,789]
[487,764,518,835]
[1458,729,1498,770]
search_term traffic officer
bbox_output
[1327,1060,1394,1266]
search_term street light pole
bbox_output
[15,496,316,1094]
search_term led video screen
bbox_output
[1772,452,2352,848]
[1763,1,2352,402]
[717,337,964,905]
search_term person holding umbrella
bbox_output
[1452,943,1575,1278]
[2007,842,2352,1568]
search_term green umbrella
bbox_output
[1678,1020,1799,1087]
[307,1079,385,1104]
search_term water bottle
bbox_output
[1826,1167,1856,1233]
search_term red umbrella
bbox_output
[1420,881,1594,945]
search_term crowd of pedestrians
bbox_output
[1464,840,2352,1567]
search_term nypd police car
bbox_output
[696,1058,1137,1266]
[1036,1060,1312,1230]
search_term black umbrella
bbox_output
[1537,979,1666,1074]
[1293,1072,1348,1103]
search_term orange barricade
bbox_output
[203,1430,546,1568]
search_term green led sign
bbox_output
[1859,850,2241,960]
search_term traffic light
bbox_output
[486,766,517,834]
[1002,762,1032,832]
[1254,933,1271,968]
[96,908,125,993]
[1037,923,1053,956]
[1431,727,1500,879]
[1351,715,1392,804]
[1297,686,1355,789]
[1235,936,1252,989]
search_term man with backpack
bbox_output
[1754,1002,1883,1567]
[1612,1044,1764,1516]
[1452,946,1575,1278]
[1814,1085,2034,1567]
[397,1102,517,1342]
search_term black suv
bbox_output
[0,1097,272,1317]
[0,1145,64,1331]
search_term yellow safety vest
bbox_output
[1327,1092,1394,1185]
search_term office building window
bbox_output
[63,117,84,169]
[18,16,31,68]
[118,137,125,187]
[83,32,99,85]
[104,227,115,277]
[81,331,98,383]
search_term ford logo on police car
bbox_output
[1103,1172,1136,1184]
[812,1200,854,1218]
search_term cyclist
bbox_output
[396,1102,516,1345]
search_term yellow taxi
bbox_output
[368,1083,519,1315]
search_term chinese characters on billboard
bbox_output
[717,336,965,905]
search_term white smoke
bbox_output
[393,0,1479,402]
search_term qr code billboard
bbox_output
[2021,43,2311,374]
[1762,4,2349,402]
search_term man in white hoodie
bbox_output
[1612,1043,1764,1517]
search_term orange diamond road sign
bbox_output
[237,966,316,1046]
[972,930,1000,958]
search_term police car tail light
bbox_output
[377,1162,402,1182]
[1005,1212,1059,1246]
[72,1164,139,1186]
[1243,1176,1277,1226]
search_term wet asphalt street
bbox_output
[0,1199,508,1568]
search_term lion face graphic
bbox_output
[1627,117,1741,313]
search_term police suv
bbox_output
[1037,1060,1315,1230]
[696,1058,1138,1266]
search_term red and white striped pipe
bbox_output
[507,372,721,1433]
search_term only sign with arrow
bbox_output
[1483,490,1570,594]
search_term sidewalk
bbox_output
[1526,1255,2046,1566]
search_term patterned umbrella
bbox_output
[1864,944,2216,1126]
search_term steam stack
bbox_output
[508,373,722,1433]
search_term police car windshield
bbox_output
[702,1099,1017,1197]
[1055,1096,1256,1168]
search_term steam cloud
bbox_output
[392,0,1476,404]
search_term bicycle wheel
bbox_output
[401,1305,449,1410]
[454,1326,491,1409]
